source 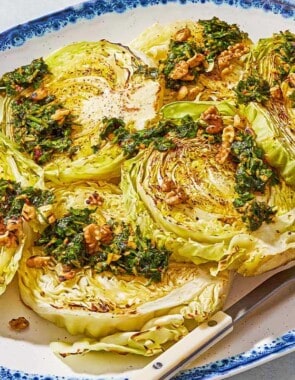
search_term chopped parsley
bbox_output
[0,179,54,221]
[161,40,204,90]
[199,17,247,60]
[235,75,270,104]
[99,115,200,156]
[274,31,295,82]
[0,58,50,96]
[37,209,170,282]
[230,132,278,230]
[11,95,73,164]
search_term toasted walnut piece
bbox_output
[181,73,195,81]
[9,317,29,331]
[187,53,205,68]
[58,269,76,282]
[47,213,56,224]
[206,124,224,134]
[270,85,283,100]
[30,87,48,101]
[169,61,189,80]
[174,27,191,42]
[177,85,189,100]
[233,114,243,128]
[160,178,175,192]
[6,219,22,235]
[218,42,250,71]
[165,186,188,206]
[106,252,122,265]
[21,203,36,221]
[187,86,203,100]
[84,223,113,254]
[99,224,113,244]
[26,255,51,268]
[0,229,19,248]
[201,106,223,133]
[216,125,235,164]
[86,191,104,206]
[51,108,70,123]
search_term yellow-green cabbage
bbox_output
[122,101,295,275]
[18,181,231,356]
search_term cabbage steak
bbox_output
[18,181,231,357]
[0,132,53,295]
[122,101,295,276]
[1,40,163,184]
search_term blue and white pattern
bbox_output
[0,330,294,379]
[0,0,294,379]
[0,0,294,50]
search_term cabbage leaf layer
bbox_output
[122,101,295,275]
[18,181,231,356]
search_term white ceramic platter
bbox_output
[0,1,294,379]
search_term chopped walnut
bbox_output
[86,191,104,206]
[216,125,235,164]
[187,86,203,100]
[165,186,188,206]
[233,114,243,128]
[160,178,175,192]
[181,73,195,81]
[187,53,205,68]
[47,213,56,224]
[169,60,189,80]
[9,317,29,331]
[26,255,51,268]
[218,42,250,72]
[174,28,191,42]
[0,218,22,248]
[177,85,189,100]
[30,87,48,101]
[51,108,70,124]
[84,223,113,254]
[270,85,283,100]
[21,203,36,221]
[58,266,76,282]
[201,106,223,134]
[6,218,22,233]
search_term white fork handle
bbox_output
[129,311,233,380]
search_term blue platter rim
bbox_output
[0,330,294,379]
[0,0,294,51]
[0,0,294,379]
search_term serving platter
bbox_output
[0,1,294,379]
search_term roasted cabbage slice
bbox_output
[130,17,252,103]
[122,101,295,275]
[235,31,295,186]
[1,40,163,184]
[0,133,53,295]
[18,181,231,356]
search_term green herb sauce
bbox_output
[11,95,73,164]
[231,132,278,230]
[199,17,247,60]
[99,115,200,156]
[38,209,170,282]
[0,58,50,96]
[0,179,54,221]
[235,75,270,104]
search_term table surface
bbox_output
[0,1,294,379]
